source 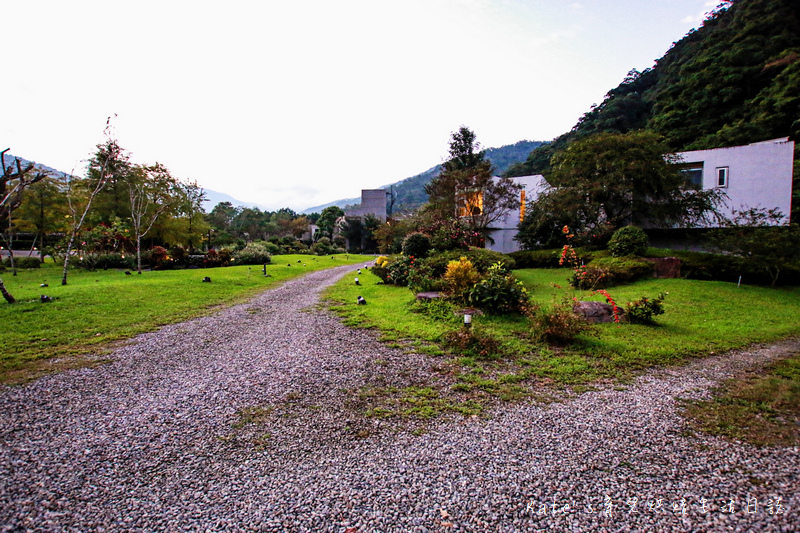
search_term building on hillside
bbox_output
[345,189,389,222]
[341,189,390,251]
[470,138,794,254]
[674,137,794,224]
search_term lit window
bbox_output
[716,167,729,188]
[457,190,483,217]
[519,190,526,222]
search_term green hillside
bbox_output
[506,0,800,218]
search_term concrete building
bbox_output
[345,189,388,222]
[479,138,795,253]
[674,137,794,224]
[483,175,548,254]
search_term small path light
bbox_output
[355,277,360,285]
[357,296,366,305]
[464,313,472,329]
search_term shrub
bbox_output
[3,256,42,269]
[375,256,389,267]
[587,256,654,284]
[386,255,415,286]
[76,253,134,270]
[402,232,431,258]
[468,263,530,314]
[534,298,596,345]
[607,226,649,257]
[234,242,273,265]
[444,257,481,300]
[407,259,447,293]
[370,263,391,283]
[425,249,514,278]
[144,246,173,270]
[569,265,611,290]
[444,327,504,358]
[626,293,667,325]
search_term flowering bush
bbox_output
[626,293,667,324]
[387,255,416,286]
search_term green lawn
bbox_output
[326,267,800,385]
[0,254,369,383]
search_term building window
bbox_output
[678,162,704,189]
[457,189,483,217]
[519,190,526,223]
[716,167,729,187]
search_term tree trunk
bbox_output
[0,277,16,304]
[136,235,142,274]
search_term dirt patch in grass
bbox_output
[682,348,800,447]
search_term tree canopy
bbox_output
[516,132,725,249]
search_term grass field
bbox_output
[326,266,800,440]
[0,254,369,383]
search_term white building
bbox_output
[674,137,794,224]
[483,174,548,254]
[480,138,795,254]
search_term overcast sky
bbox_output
[4,0,718,212]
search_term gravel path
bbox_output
[1,264,798,532]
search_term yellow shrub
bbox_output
[375,256,389,267]
[444,256,481,295]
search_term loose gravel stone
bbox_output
[1,264,798,532]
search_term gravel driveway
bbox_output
[1,264,798,532]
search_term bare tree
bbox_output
[0,150,47,302]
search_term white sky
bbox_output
[3,0,717,212]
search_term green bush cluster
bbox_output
[626,293,667,325]
[510,248,595,269]
[74,253,134,270]
[469,263,530,314]
[401,232,431,258]
[608,226,649,257]
[233,242,273,265]
[375,252,528,315]
[2,256,42,269]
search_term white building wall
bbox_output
[675,137,794,224]
[485,174,548,254]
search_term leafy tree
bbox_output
[518,132,725,248]
[127,163,181,273]
[316,206,344,239]
[13,176,70,260]
[425,126,521,243]
[174,180,207,252]
[62,125,130,285]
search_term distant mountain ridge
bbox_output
[2,154,72,180]
[302,139,543,214]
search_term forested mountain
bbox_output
[506,0,800,188]
[304,139,543,214]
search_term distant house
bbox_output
[460,175,547,254]
[674,137,794,224]
[478,138,795,254]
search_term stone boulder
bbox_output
[573,301,624,324]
